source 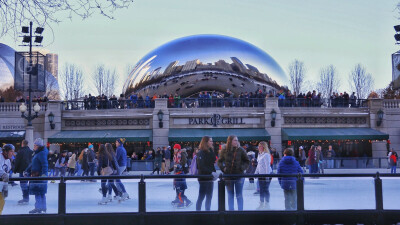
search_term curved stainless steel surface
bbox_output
[123,34,288,97]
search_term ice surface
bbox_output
[2,177,400,214]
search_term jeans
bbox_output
[115,166,127,193]
[327,159,334,169]
[101,179,119,197]
[284,189,297,210]
[225,178,244,211]
[259,178,271,203]
[196,180,214,211]
[35,194,46,210]
[391,166,397,174]
[89,163,96,176]
[19,173,29,201]
[48,169,55,177]
[55,167,66,177]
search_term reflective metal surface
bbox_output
[0,43,59,98]
[123,34,288,97]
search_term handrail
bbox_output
[3,173,400,225]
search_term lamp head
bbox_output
[19,103,27,113]
[33,103,41,113]
[157,110,164,121]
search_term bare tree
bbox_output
[0,0,133,39]
[92,65,117,96]
[59,63,84,101]
[317,65,340,98]
[288,59,306,95]
[348,64,374,99]
[45,72,60,100]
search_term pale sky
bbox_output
[2,0,399,95]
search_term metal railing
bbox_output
[278,98,368,108]
[62,100,155,110]
[167,98,266,108]
[2,173,400,225]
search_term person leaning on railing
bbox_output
[0,144,14,215]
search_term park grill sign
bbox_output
[188,114,245,127]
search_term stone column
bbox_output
[153,98,169,149]
[368,98,388,159]
[265,98,282,154]
[25,126,34,149]
[44,101,63,152]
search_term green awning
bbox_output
[168,129,270,142]
[48,130,152,143]
[281,128,389,141]
[0,131,25,141]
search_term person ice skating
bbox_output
[0,144,14,214]
[14,140,32,205]
[152,148,162,175]
[67,152,76,176]
[277,148,303,210]
[172,164,192,208]
[55,150,69,177]
[97,144,120,205]
[115,139,129,200]
[196,136,217,211]
[217,135,250,211]
[389,148,398,174]
[25,138,49,214]
[87,144,96,181]
[254,141,272,210]
[298,146,306,172]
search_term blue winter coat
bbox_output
[277,156,303,190]
[115,145,127,167]
[25,146,49,195]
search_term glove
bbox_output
[23,171,29,177]
[1,173,9,182]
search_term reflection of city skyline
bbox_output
[128,56,279,91]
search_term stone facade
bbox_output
[0,98,398,156]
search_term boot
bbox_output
[264,202,270,210]
[98,197,108,205]
[18,199,29,205]
[256,202,265,210]
[121,192,130,200]
[107,194,113,202]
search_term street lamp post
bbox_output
[18,22,44,148]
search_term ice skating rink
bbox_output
[2,176,400,214]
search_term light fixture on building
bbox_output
[48,112,55,129]
[157,110,164,128]
[270,109,277,127]
[22,26,29,33]
[377,109,384,127]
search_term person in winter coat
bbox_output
[87,144,96,178]
[164,146,172,174]
[298,146,306,172]
[25,138,49,214]
[0,144,14,214]
[217,135,250,211]
[79,148,89,177]
[14,140,32,205]
[308,145,317,174]
[47,150,57,177]
[189,148,199,175]
[98,144,120,204]
[115,138,129,200]
[152,148,163,175]
[277,148,303,210]
[55,150,69,177]
[172,164,192,208]
[389,148,398,174]
[246,150,257,189]
[254,141,272,210]
[196,136,216,211]
[67,152,77,176]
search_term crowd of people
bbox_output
[1,137,397,214]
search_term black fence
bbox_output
[279,98,368,108]
[63,100,155,110]
[1,173,400,225]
